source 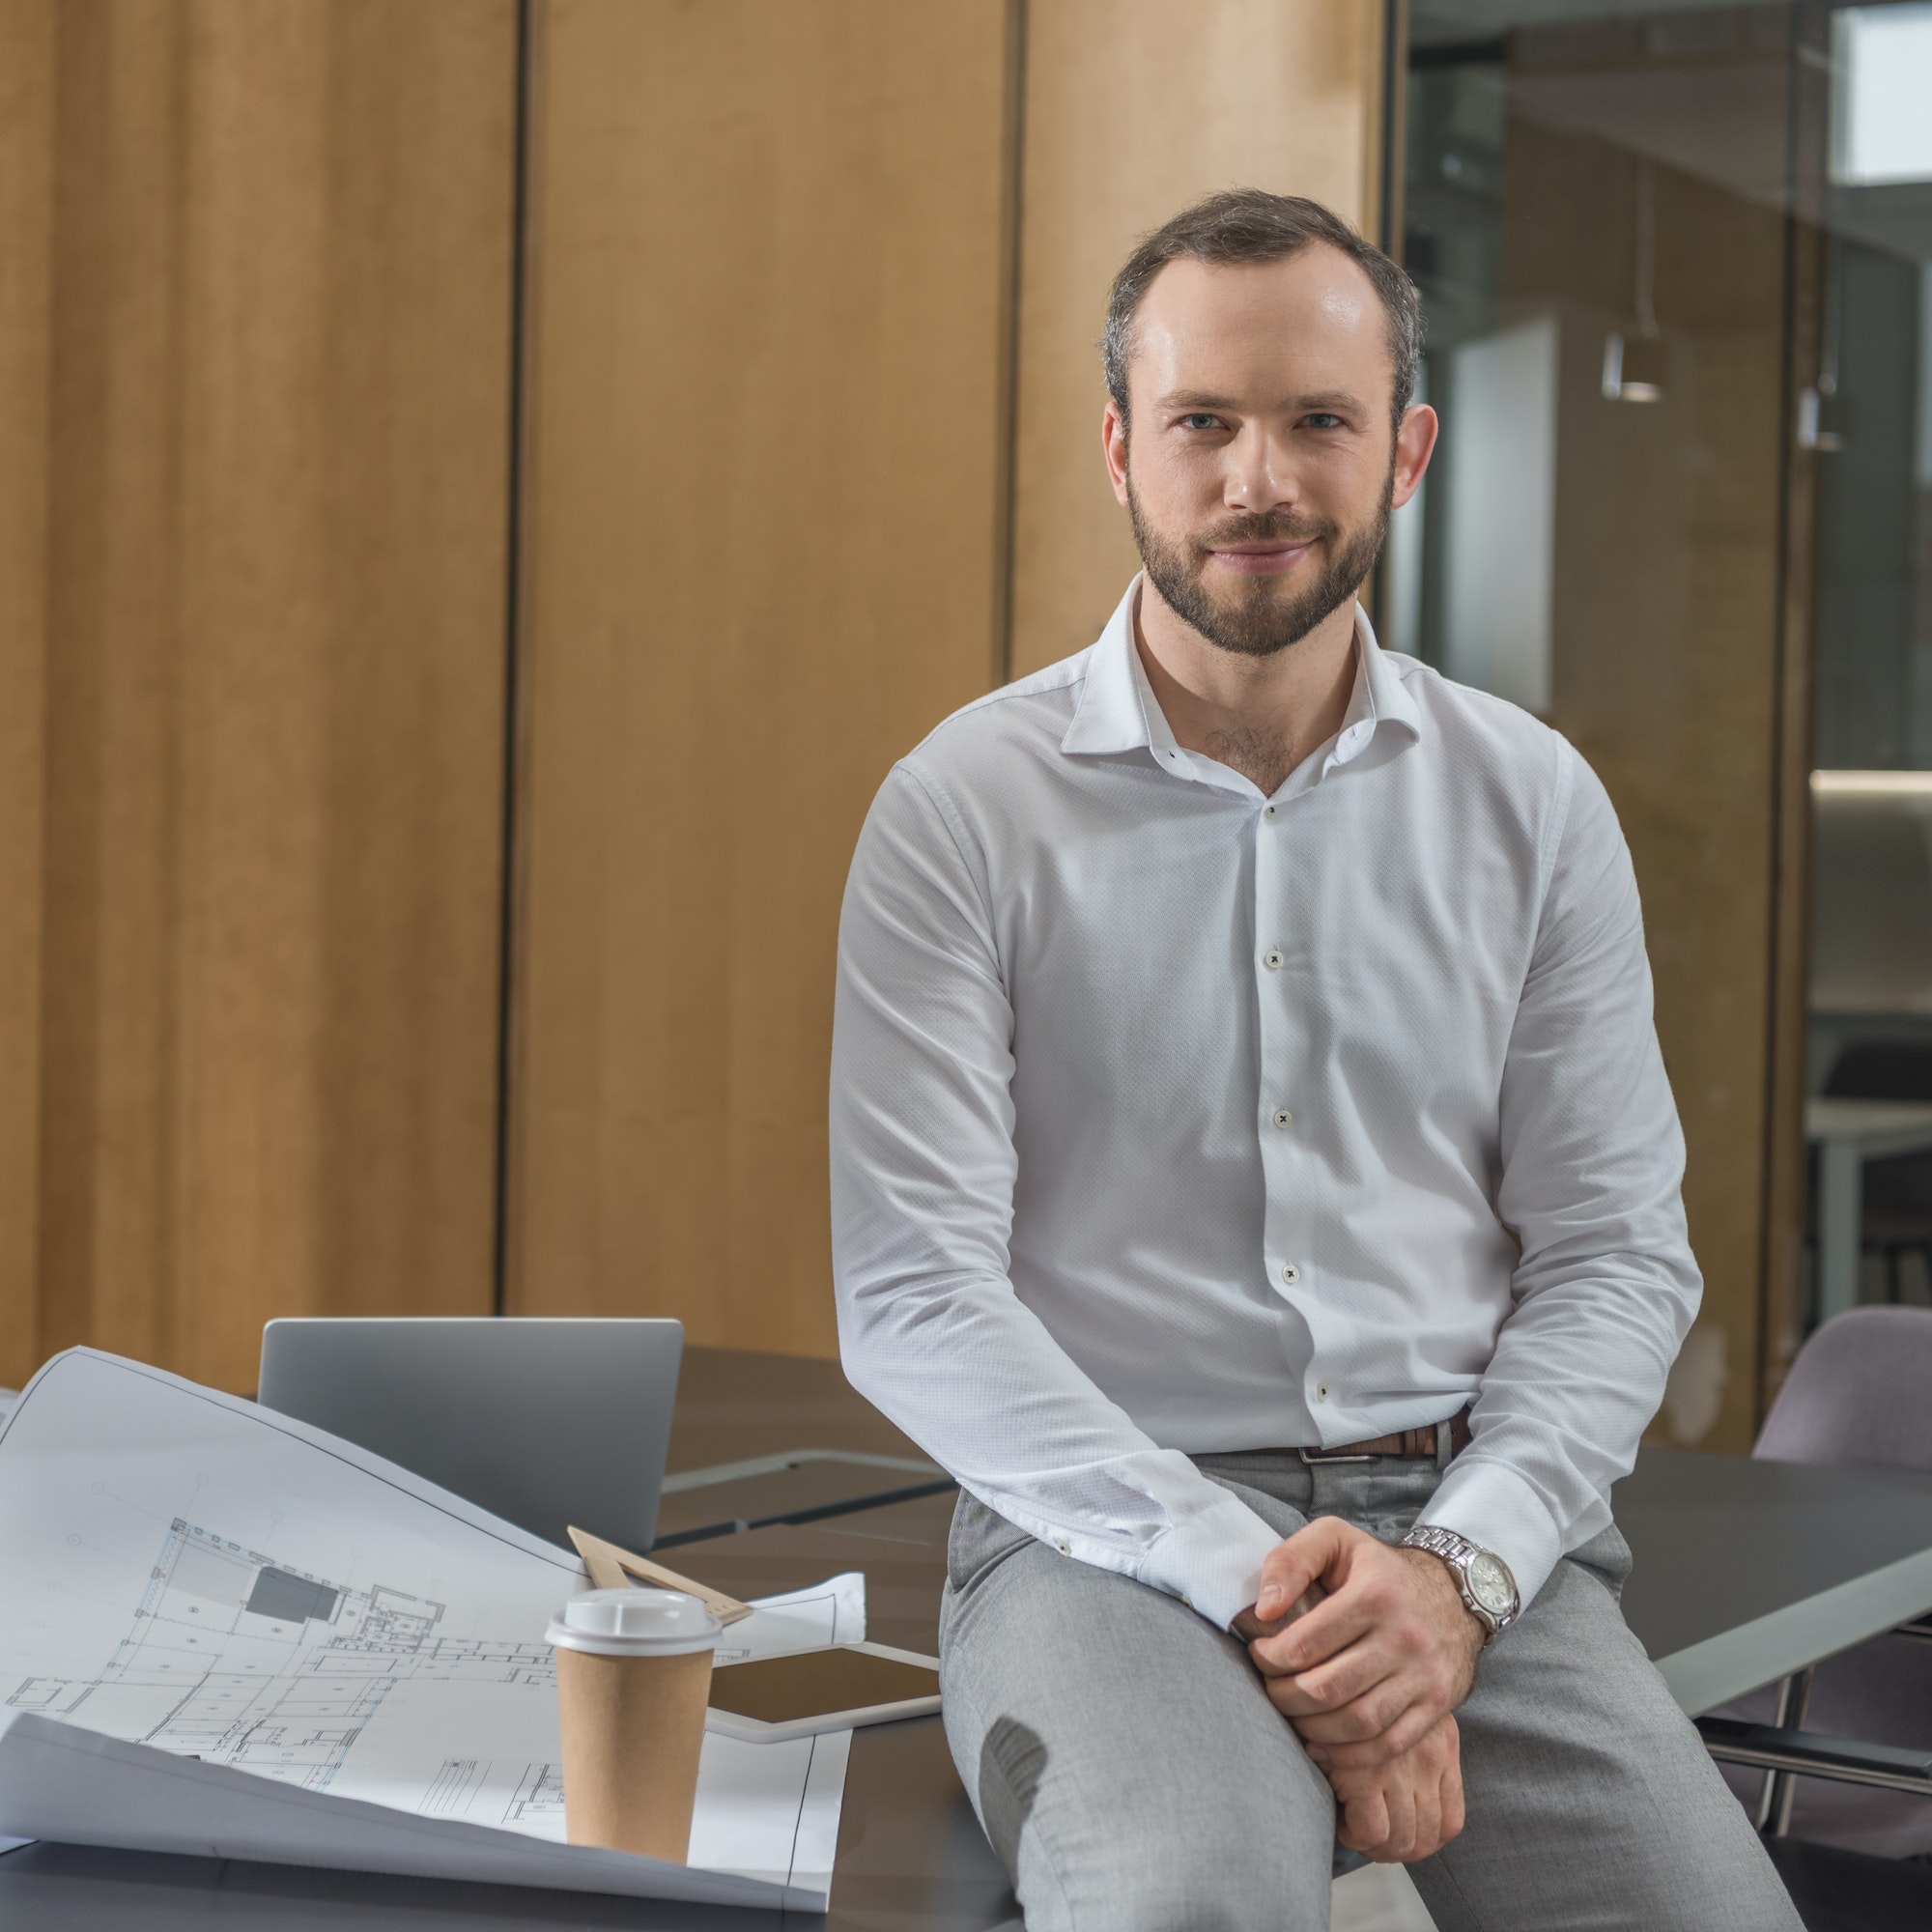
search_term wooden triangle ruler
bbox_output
[567,1525,753,1626]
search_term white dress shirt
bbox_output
[830,581,1699,1632]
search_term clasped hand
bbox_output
[1233,1517,1482,1862]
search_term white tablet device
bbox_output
[705,1642,942,1743]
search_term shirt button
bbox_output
[1315,1382,1330,1404]
[1055,1539,1070,1554]
[1280,1263,1300,1287]
[1263,948,1284,970]
[1271,1108,1293,1129]
[1264,804,1278,820]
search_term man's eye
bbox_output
[1304,412,1344,430]
[1179,413,1223,432]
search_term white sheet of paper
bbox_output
[0,1349,861,1908]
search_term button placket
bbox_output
[1255,787,1307,1320]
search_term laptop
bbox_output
[257,1317,683,1555]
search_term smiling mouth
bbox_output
[1206,542,1315,577]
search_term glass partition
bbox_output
[1389,2,1932,1438]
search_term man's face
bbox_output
[1103,247,1434,658]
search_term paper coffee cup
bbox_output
[546,1586,724,1861]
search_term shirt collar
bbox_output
[1333,601,1422,770]
[1061,576,1423,777]
[1059,580,1154,757]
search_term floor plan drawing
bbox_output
[420,1757,490,1816]
[0,1349,858,1905]
[503,1759,568,1827]
[7,1518,556,1796]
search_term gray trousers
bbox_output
[938,1453,1804,1932]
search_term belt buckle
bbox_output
[1297,1447,1379,1465]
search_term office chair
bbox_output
[1816,1041,1932,1306]
[1703,1307,1932,1862]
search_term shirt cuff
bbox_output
[1414,1456,1566,1611]
[1134,1491,1286,1631]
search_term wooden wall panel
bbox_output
[3,0,518,1391]
[507,1,1016,1352]
[1008,0,1386,676]
[0,0,55,1390]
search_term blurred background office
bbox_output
[1393,0,1932,1454]
[2,0,1929,1468]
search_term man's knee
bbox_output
[942,1531,1339,1928]
[976,1708,1335,1932]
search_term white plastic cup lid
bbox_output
[546,1587,724,1658]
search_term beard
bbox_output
[1126,464,1393,660]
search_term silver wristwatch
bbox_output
[1401,1525,1520,1644]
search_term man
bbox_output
[829,190,1800,1930]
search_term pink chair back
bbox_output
[1734,1305,1932,1858]
[1754,1306,1932,1474]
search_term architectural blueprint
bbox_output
[13,1514,558,1803]
[0,1349,862,1908]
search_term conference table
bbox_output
[4,1347,1932,1928]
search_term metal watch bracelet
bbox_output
[1400,1523,1520,1645]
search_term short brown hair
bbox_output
[1103,188,1423,429]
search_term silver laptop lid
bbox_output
[257,1318,682,1554]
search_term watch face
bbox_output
[1466,1553,1515,1615]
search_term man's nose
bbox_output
[1224,427,1297,510]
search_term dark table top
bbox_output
[1614,1446,1932,1715]
[6,1348,1931,1928]
[665,1351,924,1475]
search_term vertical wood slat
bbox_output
[506,0,1017,1354]
[3,0,519,1391]
[0,0,55,1391]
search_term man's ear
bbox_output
[1391,404,1439,511]
[1103,399,1131,508]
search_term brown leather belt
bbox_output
[1250,1405,1473,1465]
